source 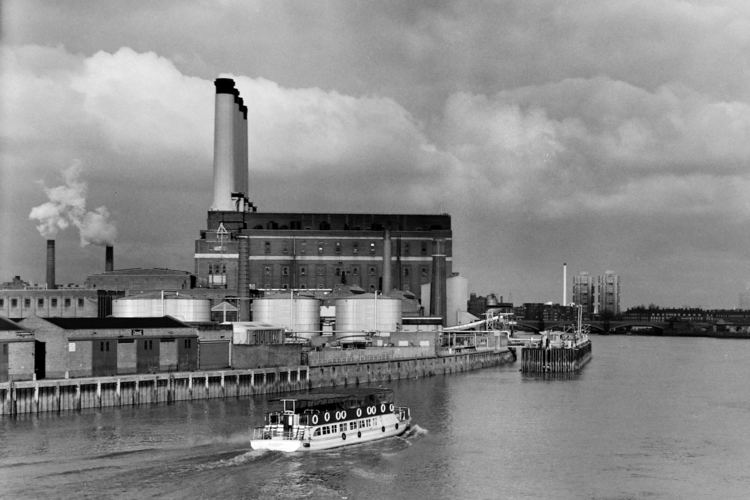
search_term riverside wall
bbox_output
[0,349,514,416]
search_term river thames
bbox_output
[1,335,749,499]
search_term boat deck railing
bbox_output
[251,426,305,441]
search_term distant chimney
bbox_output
[46,239,56,290]
[211,78,237,211]
[429,239,447,325]
[106,245,114,272]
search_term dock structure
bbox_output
[0,349,513,416]
[0,367,307,416]
[521,340,592,373]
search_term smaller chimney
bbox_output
[238,236,250,321]
[382,230,392,295]
[105,245,114,272]
[46,239,56,290]
[429,239,447,325]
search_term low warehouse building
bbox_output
[18,316,198,379]
[0,317,38,381]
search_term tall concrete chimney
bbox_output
[429,238,447,325]
[106,245,114,272]
[211,78,237,211]
[382,230,392,295]
[46,239,56,290]
[238,236,250,321]
[233,90,242,198]
[563,262,567,306]
[240,102,249,199]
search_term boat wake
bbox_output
[193,448,273,471]
[405,424,429,438]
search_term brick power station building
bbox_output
[193,78,452,308]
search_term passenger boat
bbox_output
[250,388,411,452]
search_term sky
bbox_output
[1,0,750,309]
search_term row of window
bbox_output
[0,297,86,309]
[263,240,432,256]
[313,418,376,436]
[260,265,429,279]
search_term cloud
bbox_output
[3,33,750,306]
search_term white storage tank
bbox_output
[251,293,321,339]
[113,292,211,322]
[446,274,469,327]
[334,294,402,343]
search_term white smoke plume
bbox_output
[29,161,118,246]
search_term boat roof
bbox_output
[275,388,394,410]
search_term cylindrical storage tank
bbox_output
[113,294,211,322]
[334,294,402,342]
[446,275,469,327]
[251,294,321,339]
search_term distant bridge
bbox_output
[512,321,668,334]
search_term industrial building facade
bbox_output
[194,211,452,302]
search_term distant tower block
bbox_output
[211,78,237,211]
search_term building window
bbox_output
[24,298,30,308]
[421,267,428,279]
[0,299,3,307]
[281,284,288,290]
[421,243,428,255]
[404,267,410,277]
[264,241,271,254]
[38,298,44,307]
[317,241,324,255]
[335,267,341,276]
[264,266,272,277]
[352,267,359,276]
[282,244,289,255]
[352,243,359,255]
[369,241,376,255]
[11,298,17,308]
[300,241,307,254]
[282,266,289,276]
[64,298,71,308]
[300,266,307,277]
[78,298,84,307]
[335,241,342,254]
[403,243,410,255]
[184,339,191,348]
[368,266,376,276]
[51,298,57,307]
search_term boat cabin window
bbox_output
[314,428,321,436]
[331,424,338,433]
[349,422,357,431]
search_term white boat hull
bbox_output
[251,413,410,452]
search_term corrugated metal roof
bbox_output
[43,316,190,330]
